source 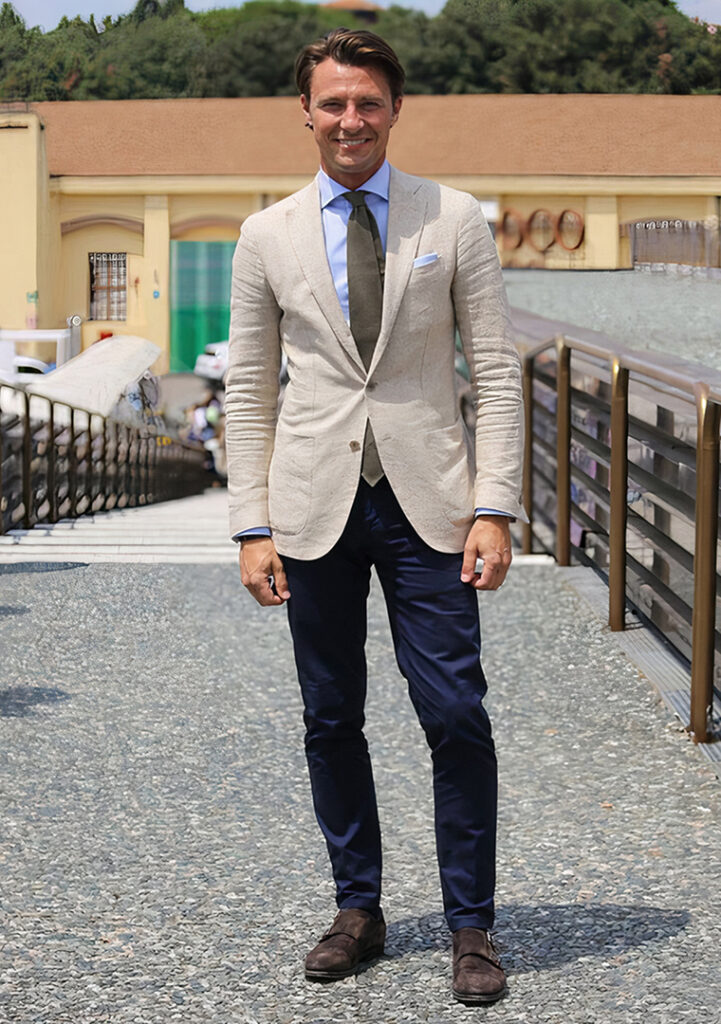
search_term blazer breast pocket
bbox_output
[408,253,445,314]
[412,252,440,270]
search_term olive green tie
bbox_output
[344,190,384,486]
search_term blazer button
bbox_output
[349,440,361,452]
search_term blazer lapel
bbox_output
[369,169,426,375]
[287,180,365,373]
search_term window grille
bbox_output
[89,252,127,321]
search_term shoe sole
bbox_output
[452,983,508,1005]
[305,945,385,982]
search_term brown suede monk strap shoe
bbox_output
[452,927,508,1004]
[305,908,386,981]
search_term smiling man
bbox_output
[225,29,525,1005]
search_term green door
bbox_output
[169,240,235,372]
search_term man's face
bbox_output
[301,59,402,190]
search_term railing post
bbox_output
[0,388,5,535]
[100,416,108,510]
[47,401,57,523]
[556,337,571,566]
[114,420,121,507]
[522,354,535,554]
[124,424,132,504]
[22,390,32,529]
[609,360,629,631]
[690,385,720,743]
[68,406,77,518]
[134,426,142,505]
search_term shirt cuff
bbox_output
[233,527,272,543]
[474,507,515,519]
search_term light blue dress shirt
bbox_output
[234,162,510,540]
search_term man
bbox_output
[225,29,525,1005]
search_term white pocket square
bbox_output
[413,252,439,269]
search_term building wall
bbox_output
[496,188,720,270]
[47,183,269,372]
[0,111,41,329]
[5,106,721,374]
[61,222,144,346]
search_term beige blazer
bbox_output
[225,167,526,560]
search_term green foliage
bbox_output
[76,8,206,98]
[0,0,719,100]
[198,2,352,97]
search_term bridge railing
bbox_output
[519,330,721,744]
[0,383,209,535]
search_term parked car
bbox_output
[0,355,51,386]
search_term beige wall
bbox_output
[0,112,40,329]
[142,196,170,374]
[61,224,144,351]
[498,193,592,269]
[174,225,240,242]
[6,112,721,373]
[497,189,721,270]
[169,192,254,227]
[618,195,715,224]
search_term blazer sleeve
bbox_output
[452,198,527,522]
[225,218,283,538]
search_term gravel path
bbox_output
[1,559,719,1023]
[504,268,721,371]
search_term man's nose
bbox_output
[340,103,363,130]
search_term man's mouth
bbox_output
[336,138,369,147]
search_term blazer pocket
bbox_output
[268,434,314,535]
[413,252,440,269]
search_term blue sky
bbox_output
[9,0,721,32]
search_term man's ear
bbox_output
[391,95,403,125]
[300,94,311,124]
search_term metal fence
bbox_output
[520,332,721,744]
[0,383,209,534]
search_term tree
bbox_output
[199,3,361,97]
[77,10,206,99]
[0,0,719,100]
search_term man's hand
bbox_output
[239,537,291,606]
[460,515,512,591]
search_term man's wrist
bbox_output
[474,507,515,523]
[233,526,272,543]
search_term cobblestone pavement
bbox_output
[1,558,720,1024]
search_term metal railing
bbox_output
[0,383,209,534]
[520,332,721,744]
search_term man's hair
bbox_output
[295,28,406,104]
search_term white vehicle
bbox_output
[194,342,229,382]
[0,355,51,386]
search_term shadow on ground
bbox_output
[0,685,71,717]
[0,562,87,574]
[386,904,690,974]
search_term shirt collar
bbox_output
[318,161,391,209]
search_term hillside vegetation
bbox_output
[1,0,720,100]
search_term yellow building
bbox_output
[1,95,719,373]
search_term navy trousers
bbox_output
[282,478,498,932]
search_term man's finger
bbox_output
[475,555,511,591]
[460,546,480,583]
[271,556,291,601]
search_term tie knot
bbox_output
[343,190,369,209]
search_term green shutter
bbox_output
[169,240,235,373]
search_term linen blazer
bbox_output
[225,166,526,560]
